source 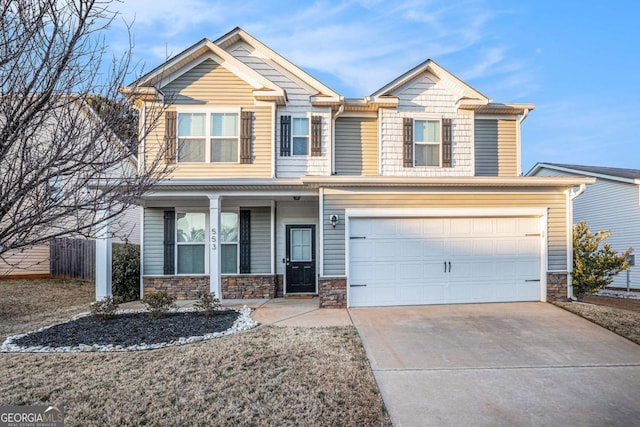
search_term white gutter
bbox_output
[516,108,530,176]
[567,183,588,299]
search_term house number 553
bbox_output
[210,227,217,251]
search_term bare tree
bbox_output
[0,0,169,261]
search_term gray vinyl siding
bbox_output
[335,117,378,176]
[531,167,640,289]
[322,191,568,276]
[143,208,165,275]
[475,119,518,176]
[250,207,271,274]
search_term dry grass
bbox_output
[0,280,390,426]
[555,301,640,345]
[0,279,94,342]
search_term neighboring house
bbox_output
[117,27,591,308]
[528,163,639,291]
[0,102,141,280]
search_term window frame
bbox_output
[175,210,209,276]
[413,118,442,167]
[220,210,240,275]
[176,108,241,164]
[291,116,310,156]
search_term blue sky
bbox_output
[109,0,640,172]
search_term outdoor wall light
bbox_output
[329,214,339,228]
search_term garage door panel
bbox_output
[422,218,447,236]
[401,240,425,259]
[348,216,543,307]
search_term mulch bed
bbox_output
[581,295,640,313]
[11,310,240,348]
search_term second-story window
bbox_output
[211,113,239,162]
[178,113,206,162]
[176,111,240,163]
[292,117,309,155]
[414,119,441,167]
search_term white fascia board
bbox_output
[302,175,595,187]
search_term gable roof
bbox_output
[122,38,286,104]
[215,27,341,102]
[370,58,489,103]
[529,163,640,184]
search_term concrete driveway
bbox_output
[349,302,640,427]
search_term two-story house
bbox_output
[117,27,592,308]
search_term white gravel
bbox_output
[1,306,258,353]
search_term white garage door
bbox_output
[348,217,542,307]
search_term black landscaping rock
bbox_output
[13,311,240,348]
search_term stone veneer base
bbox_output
[143,275,282,300]
[319,277,347,308]
[547,272,568,301]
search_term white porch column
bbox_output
[95,210,112,300]
[209,195,222,298]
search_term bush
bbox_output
[193,289,223,316]
[573,221,632,298]
[142,291,176,318]
[112,241,140,302]
[90,296,120,320]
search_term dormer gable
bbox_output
[371,58,490,107]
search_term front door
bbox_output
[285,225,316,293]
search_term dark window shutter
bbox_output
[163,210,175,275]
[280,115,291,156]
[403,117,414,167]
[442,118,452,168]
[311,115,322,156]
[240,111,252,164]
[165,111,177,164]
[239,210,251,274]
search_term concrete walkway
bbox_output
[120,297,351,327]
[350,302,640,427]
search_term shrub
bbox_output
[573,221,632,298]
[142,291,176,318]
[112,241,140,302]
[90,296,120,320]
[194,289,223,316]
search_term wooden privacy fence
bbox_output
[50,238,134,281]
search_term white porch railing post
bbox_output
[209,195,221,299]
[95,209,112,300]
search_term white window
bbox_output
[211,113,239,162]
[177,111,239,163]
[292,117,309,156]
[176,212,206,274]
[221,212,239,274]
[414,119,441,167]
[177,113,206,162]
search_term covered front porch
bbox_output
[138,188,320,301]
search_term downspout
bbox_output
[331,104,345,175]
[567,183,587,299]
[516,108,530,176]
[271,102,277,178]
